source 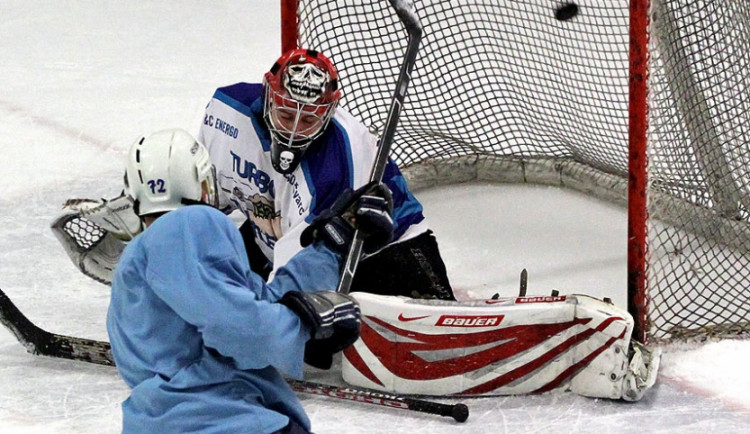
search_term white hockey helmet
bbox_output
[124,128,218,217]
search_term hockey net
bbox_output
[281,0,750,344]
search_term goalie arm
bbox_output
[51,192,143,285]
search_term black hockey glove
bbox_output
[300,181,394,254]
[280,290,361,370]
[239,219,272,280]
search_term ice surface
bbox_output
[1,1,749,433]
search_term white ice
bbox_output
[1,1,749,433]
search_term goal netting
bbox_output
[282,0,750,343]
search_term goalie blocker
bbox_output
[342,292,660,401]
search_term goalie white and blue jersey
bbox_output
[198,83,429,271]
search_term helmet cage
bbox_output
[263,83,337,149]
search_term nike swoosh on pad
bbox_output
[397,313,430,322]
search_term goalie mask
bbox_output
[124,128,218,217]
[263,48,341,174]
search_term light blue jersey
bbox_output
[107,205,341,433]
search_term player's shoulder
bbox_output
[146,206,230,236]
[170,205,228,224]
[329,106,376,148]
[212,82,263,108]
[332,105,366,129]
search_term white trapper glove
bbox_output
[50,192,142,285]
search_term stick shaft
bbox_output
[288,379,461,419]
[337,0,423,294]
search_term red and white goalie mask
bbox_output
[263,48,341,174]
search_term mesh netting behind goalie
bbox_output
[290,0,750,342]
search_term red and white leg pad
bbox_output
[342,293,660,400]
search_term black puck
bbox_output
[555,3,579,21]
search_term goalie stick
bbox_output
[337,0,423,294]
[0,286,469,422]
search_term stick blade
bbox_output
[0,287,114,366]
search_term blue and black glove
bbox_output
[280,290,361,369]
[300,181,394,254]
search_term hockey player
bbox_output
[107,128,395,433]
[198,48,455,300]
[51,48,454,301]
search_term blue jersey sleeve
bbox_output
[381,158,426,239]
[300,119,425,240]
[300,124,354,220]
[137,206,335,376]
[266,241,342,300]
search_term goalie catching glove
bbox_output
[50,192,142,285]
[300,181,394,254]
[280,291,361,370]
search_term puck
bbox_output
[452,403,470,423]
[555,3,579,21]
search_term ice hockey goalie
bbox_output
[342,292,660,401]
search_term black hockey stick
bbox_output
[0,286,114,366]
[337,0,423,294]
[288,379,469,423]
[0,286,468,422]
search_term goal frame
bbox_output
[628,0,649,345]
[279,0,750,345]
[280,0,652,344]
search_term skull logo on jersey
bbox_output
[283,62,329,104]
[278,150,295,172]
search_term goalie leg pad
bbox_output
[341,293,659,400]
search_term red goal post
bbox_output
[280,0,750,344]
